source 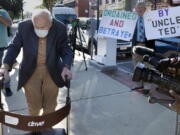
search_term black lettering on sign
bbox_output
[164,28,170,35]
[158,27,176,36]
[176,16,180,24]
[170,27,176,34]
[158,28,163,36]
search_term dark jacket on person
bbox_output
[3,19,73,90]
[132,21,155,50]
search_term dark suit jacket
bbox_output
[3,19,73,90]
[132,19,155,50]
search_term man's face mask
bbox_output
[34,28,49,38]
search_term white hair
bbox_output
[32,8,52,23]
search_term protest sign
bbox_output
[144,6,180,40]
[98,9,138,41]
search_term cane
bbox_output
[65,76,71,135]
[0,75,4,110]
[0,75,4,135]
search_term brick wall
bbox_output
[76,0,89,17]
[145,0,170,10]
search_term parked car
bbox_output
[117,39,132,56]
[155,37,180,57]
[75,17,132,56]
[52,6,77,25]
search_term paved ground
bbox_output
[0,52,178,135]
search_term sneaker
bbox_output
[5,88,13,97]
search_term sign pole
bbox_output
[97,0,100,30]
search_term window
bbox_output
[106,0,109,4]
[112,0,115,3]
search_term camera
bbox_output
[143,55,171,72]
[133,46,180,95]
[133,63,180,95]
[0,78,3,90]
[133,46,165,59]
[134,46,180,72]
[132,46,180,104]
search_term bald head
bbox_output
[32,9,52,30]
[135,2,146,16]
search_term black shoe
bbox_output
[131,86,143,91]
[134,89,150,95]
[5,88,13,97]
[142,89,150,95]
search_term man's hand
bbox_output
[169,90,180,112]
[0,68,10,83]
[61,67,72,81]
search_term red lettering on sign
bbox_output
[110,19,124,27]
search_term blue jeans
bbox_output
[0,48,10,88]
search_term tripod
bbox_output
[68,19,88,71]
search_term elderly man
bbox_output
[0,5,13,97]
[0,9,73,116]
[131,2,155,94]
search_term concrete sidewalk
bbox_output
[1,53,177,135]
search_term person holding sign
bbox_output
[131,2,155,94]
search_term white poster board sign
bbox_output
[144,6,180,40]
[98,9,138,41]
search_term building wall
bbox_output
[124,0,170,11]
[125,0,138,11]
[62,0,172,18]
[99,0,125,10]
[75,0,89,17]
[98,0,125,16]
[63,0,89,17]
[145,0,170,10]
[89,0,97,17]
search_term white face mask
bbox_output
[34,28,49,38]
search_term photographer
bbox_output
[131,2,155,94]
